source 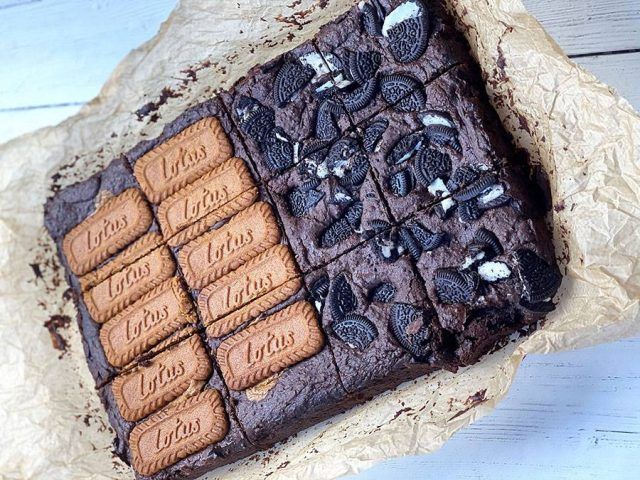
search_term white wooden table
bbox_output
[1,1,638,479]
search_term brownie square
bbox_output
[407,165,560,367]
[98,346,256,479]
[266,132,393,272]
[354,63,515,222]
[220,40,355,183]
[313,0,474,126]
[304,239,439,397]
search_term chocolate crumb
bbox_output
[44,314,71,357]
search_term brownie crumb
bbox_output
[44,314,72,357]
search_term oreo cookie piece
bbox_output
[458,200,481,223]
[316,99,343,141]
[424,124,462,153]
[520,298,556,313]
[320,217,354,248]
[380,74,423,107]
[310,274,330,301]
[261,127,296,172]
[398,226,422,261]
[344,201,364,230]
[274,61,314,106]
[360,0,385,36]
[362,119,388,153]
[469,228,503,259]
[329,273,358,321]
[514,249,561,303]
[369,282,396,303]
[341,154,370,187]
[453,173,498,202]
[342,78,378,112]
[387,131,424,165]
[389,303,432,359]
[414,148,452,187]
[389,168,414,197]
[332,313,378,349]
[346,50,382,84]
[235,96,275,143]
[434,268,479,304]
[382,0,430,64]
[287,185,324,217]
[446,165,479,192]
[407,222,448,252]
[330,184,354,204]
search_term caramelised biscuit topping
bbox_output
[44,1,563,477]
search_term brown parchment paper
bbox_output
[0,0,638,478]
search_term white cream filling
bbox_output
[335,192,352,202]
[461,251,485,269]
[382,1,422,37]
[440,197,456,214]
[421,111,455,128]
[428,177,451,197]
[299,52,332,76]
[478,261,512,282]
[478,184,505,205]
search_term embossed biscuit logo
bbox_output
[134,117,233,204]
[179,202,281,289]
[197,245,299,331]
[84,246,175,323]
[130,389,229,476]
[157,158,256,239]
[112,336,212,422]
[100,277,195,368]
[62,189,153,276]
[216,301,324,390]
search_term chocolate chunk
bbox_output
[287,185,324,217]
[262,127,295,172]
[434,268,479,304]
[235,96,275,143]
[332,313,378,349]
[380,74,423,108]
[407,222,448,251]
[414,147,452,187]
[362,118,389,153]
[346,50,382,83]
[360,0,384,36]
[274,61,314,106]
[329,273,358,321]
[369,282,397,303]
[453,173,498,202]
[387,131,424,165]
[384,1,430,63]
[514,249,561,303]
[389,303,432,359]
[342,78,378,112]
[389,168,414,197]
[469,228,503,259]
[398,226,422,260]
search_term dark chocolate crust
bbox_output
[41,1,561,477]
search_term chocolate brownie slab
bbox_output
[304,239,440,397]
[206,297,351,448]
[313,0,473,126]
[354,63,514,222]
[406,166,560,367]
[266,132,393,272]
[99,347,256,479]
[220,40,355,183]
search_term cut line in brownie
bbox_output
[220,40,357,184]
[266,131,394,273]
[312,0,474,127]
[304,239,440,397]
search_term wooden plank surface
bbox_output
[0,1,639,479]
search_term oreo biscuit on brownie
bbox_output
[266,132,393,272]
[354,63,515,222]
[304,239,441,397]
[405,165,561,367]
[98,336,256,479]
[220,41,355,183]
[313,0,474,126]
[43,158,191,387]
[205,292,351,448]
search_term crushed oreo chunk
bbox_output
[389,168,414,197]
[380,74,423,107]
[342,78,378,112]
[360,0,385,36]
[383,0,430,64]
[407,222,448,251]
[274,61,314,106]
[316,99,343,141]
[320,217,353,248]
[369,282,396,303]
[414,148,451,187]
[434,268,479,304]
[329,273,358,321]
[235,96,275,143]
[346,50,382,84]
[262,127,295,172]
[453,173,498,202]
[287,185,324,217]
[389,303,432,359]
[387,131,424,165]
[332,313,378,349]
[399,226,422,260]
[514,249,561,303]
[362,119,389,153]
[469,228,503,259]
